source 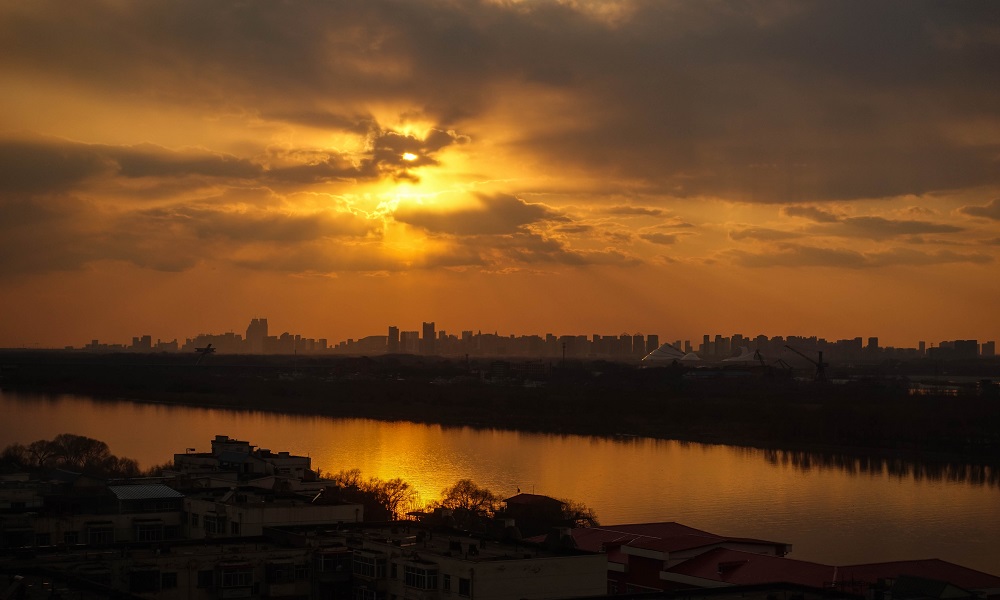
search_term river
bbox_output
[1,390,997,575]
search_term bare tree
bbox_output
[438,479,501,517]
[560,499,599,527]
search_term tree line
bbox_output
[1,435,598,529]
[321,469,598,528]
[0,433,148,479]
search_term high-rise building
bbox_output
[421,322,436,355]
[400,331,420,353]
[246,318,268,354]
[983,341,996,358]
[954,339,979,360]
[387,326,400,353]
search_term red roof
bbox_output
[525,522,787,555]
[665,548,837,588]
[838,559,1000,590]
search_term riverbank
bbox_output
[3,351,999,469]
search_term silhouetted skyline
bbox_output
[1,2,998,349]
[45,316,998,362]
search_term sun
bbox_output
[402,152,418,161]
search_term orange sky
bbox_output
[1,1,999,349]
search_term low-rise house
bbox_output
[837,560,1000,600]
[347,525,608,600]
[173,435,312,481]
[529,522,790,594]
[661,549,1000,600]
[184,487,363,539]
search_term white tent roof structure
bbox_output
[641,343,685,365]
[721,346,759,364]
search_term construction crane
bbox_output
[195,343,216,365]
[784,345,828,382]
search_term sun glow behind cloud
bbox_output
[0,0,999,346]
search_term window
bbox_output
[204,516,225,535]
[403,565,438,590]
[443,574,451,592]
[318,552,352,573]
[135,522,163,542]
[35,533,51,546]
[63,531,79,545]
[390,563,397,578]
[459,577,471,597]
[161,572,178,589]
[353,553,385,578]
[267,563,294,584]
[231,521,241,535]
[88,525,114,545]
[220,568,253,588]
[294,564,309,580]
[353,588,374,600]
[190,513,199,527]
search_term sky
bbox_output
[1,0,999,349]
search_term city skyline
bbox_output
[40,315,997,361]
[2,2,999,348]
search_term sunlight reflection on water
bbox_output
[2,390,998,575]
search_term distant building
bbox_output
[400,331,420,353]
[388,325,400,353]
[246,317,268,353]
[422,321,436,355]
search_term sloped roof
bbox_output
[722,347,759,363]
[837,560,1000,592]
[664,547,837,587]
[641,343,685,363]
[109,484,184,500]
[505,493,564,506]
[527,522,722,553]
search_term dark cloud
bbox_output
[369,128,470,180]
[4,2,999,202]
[553,224,594,234]
[816,216,964,239]
[0,195,204,276]
[605,205,665,216]
[603,231,634,244]
[727,244,992,269]
[393,193,564,235]
[131,206,374,242]
[262,110,375,134]
[0,129,470,194]
[640,232,683,245]
[959,199,1000,220]
[729,227,801,241]
[0,137,261,196]
[0,139,115,194]
[782,205,841,223]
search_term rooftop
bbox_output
[108,484,184,501]
[348,525,588,562]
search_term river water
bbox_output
[1,390,997,575]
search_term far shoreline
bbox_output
[3,351,998,481]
